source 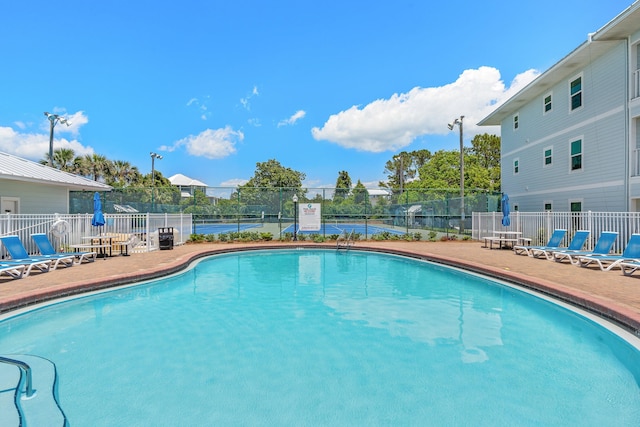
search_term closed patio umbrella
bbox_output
[501,193,511,226]
[91,192,105,227]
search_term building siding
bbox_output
[1,181,69,214]
[500,41,628,212]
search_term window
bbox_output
[570,201,582,212]
[543,147,552,167]
[544,203,552,211]
[570,139,582,171]
[543,93,552,114]
[513,114,519,130]
[513,158,519,175]
[570,76,582,110]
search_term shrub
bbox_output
[428,231,438,241]
[260,232,273,241]
[189,233,205,243]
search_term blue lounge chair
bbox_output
[552,231,618,265]
[577,233,640,271]
[529,230,589,260]
[513,229,567,256]
[620,260,640,276]
[0,235,55,275]
[0,262,25,279]
[31,233,97,265]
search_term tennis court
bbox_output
[192,222,262,234]
[282,222,405,236]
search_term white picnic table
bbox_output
[483,231,531,249]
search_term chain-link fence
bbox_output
[71,187,501,238]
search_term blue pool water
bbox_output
[1,249,640,426]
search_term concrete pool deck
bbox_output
[1,240,639,334]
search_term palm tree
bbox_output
[76,154,113,182]
[108,160,140,187]
[40,148,76,171]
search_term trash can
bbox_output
[158,227,174,250]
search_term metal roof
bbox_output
[169,173,208,187]
[0,151,112,191]
[478,1,640,126]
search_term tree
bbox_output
[379,150,431,197]
[108,160,141,188]
[40,148,77,171]
[469,133,501,191]
[238,159,306,213]
[242,159,306,189]
[75,154,113,182]
[352,179,368,206]
[334,170,352,201]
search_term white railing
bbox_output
[0,213,192,257]
[473,211,640,254]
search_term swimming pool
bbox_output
[1,249,639,426]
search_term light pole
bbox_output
[447,115,465,233]
[292,194,298,241]
[150,152,163,187]
[44,112,71,167]
[150,152,163,210]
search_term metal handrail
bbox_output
[337,229,355,250]
[0,356,34,398]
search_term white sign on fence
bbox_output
[299,203,321,231]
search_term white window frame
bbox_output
[543,201,553,211]
[569,136,583,173]
[513,157,520,175]
[543,146,553,168]
[543,92,553,114]
[569,73,583,112]
[513,113,519,131]
[569,199,583,213]
[0,196,20,214]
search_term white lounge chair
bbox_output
[577,233,640,271]
[513,229,567,256]
[0,262,25,279]
[552,231,618,265]
[0,235,53,276]
[31,233,97,265]
[529,230,589,260]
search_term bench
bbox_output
[483,236,519,249]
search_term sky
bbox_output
[0,0,635,191]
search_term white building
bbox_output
[479,2,640,213]
[0,151,111,214]
[168,173,208,198]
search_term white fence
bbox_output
[0,213,193,257]
[473,211,640,254]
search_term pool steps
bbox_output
[0,354,68,426]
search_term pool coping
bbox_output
[1,243,639,337]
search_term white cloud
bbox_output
[162,126,244,159]
[187,96,211,120]
[240,85,260,111]
[278,110,306,127]
[0,111,94,161]
[311,66,539,153]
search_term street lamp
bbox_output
[44,112,71,167]
[150,152,163,187]
[150,152,163,211]
[447,115,465,233]
[292,194,298,241]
